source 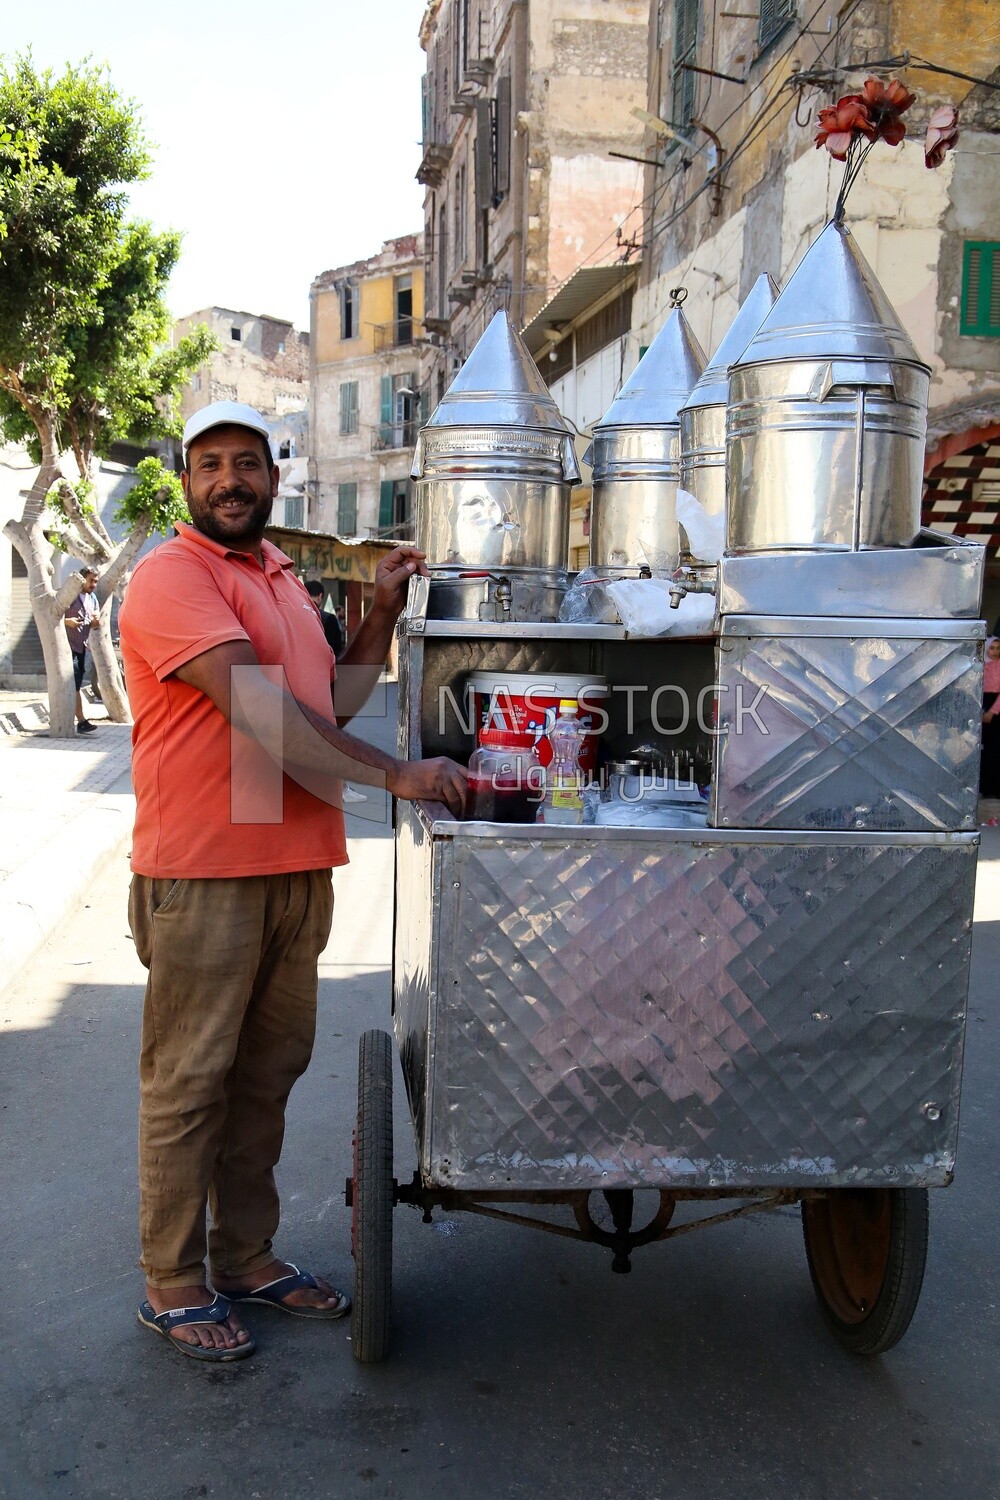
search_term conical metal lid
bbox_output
[424,309,570,431]
[594,308,706,432]
[681,274,778,411]
[733,221,926,368]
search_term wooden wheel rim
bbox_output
[804,1190,893,1325]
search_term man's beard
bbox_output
[190,486,273,547]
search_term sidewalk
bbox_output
[0,691,134,997]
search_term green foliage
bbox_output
[114,455,188,533]
[0,54,217,475]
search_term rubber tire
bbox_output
[802,1187,929,1356]
[352,1029,394,1363]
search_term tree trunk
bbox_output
[85,511,154,723]
[1,516,83,737]
[89,604,130,723]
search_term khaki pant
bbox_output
[129,871,334,1289]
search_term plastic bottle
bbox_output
[538,699,586,825]
[465,728,543,823]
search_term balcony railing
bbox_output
[371,419,421,453]
[372,317,424,352]
[368,518,415,542]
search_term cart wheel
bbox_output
[802,1188,928,1356]
[351,1029,393,1363]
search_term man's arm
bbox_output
[334,546,425,725]
[172,639,467,814]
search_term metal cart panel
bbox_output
[394,805,975,1192]
[714,620,983,832]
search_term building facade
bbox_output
[521,263,640,567]
[309,235,426,543]
[174,306,310,527]
[634,0,1000,588]
[416,0,649,406]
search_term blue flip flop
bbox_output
[223,1264,351,1319]
[137,1292,256,1361]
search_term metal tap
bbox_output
[494,576,512,621]
[668,568,718,609]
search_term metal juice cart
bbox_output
[345,227,985,1365]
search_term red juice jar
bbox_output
[465,728,543,823]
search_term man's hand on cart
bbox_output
[371,546,430,619]
[388,756,467,817]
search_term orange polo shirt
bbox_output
[119,523,348,878]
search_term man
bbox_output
[64,566,100,733]
[304,578,344,657]
[119,400,466,1362]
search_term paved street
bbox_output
[1,688,998,1499]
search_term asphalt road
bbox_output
[1,687,998,1499]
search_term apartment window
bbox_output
[669,0,699,135]
[284,495,304,529]
[961,242,1000,337]
[437,205,449,317]
[494,73,512,202]
[454,162,467,269]
[758,0,796,52]
[337,481,358,534]
[378,477,412,532]
[339,282,359,340]
[339,380,360,434]
[379,373,420,449]
[278,440,291,460]
[230,326,242,341]
[394,274,413,346]
[190,373,201,392]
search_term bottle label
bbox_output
[552,787,583,810]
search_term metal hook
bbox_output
[794,86,813,128]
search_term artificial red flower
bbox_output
[860,77,916,146]
[924,105,959,168]
[815,94,874,160]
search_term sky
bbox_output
[3,0,429,329]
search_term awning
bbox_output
[521,265,638,357]
[265,525,397,585]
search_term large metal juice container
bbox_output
[678,274,777,524]
[411,311,578,618]
[725,223,930,553]
[587,308,705,571]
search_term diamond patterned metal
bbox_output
[396,825,974,1191]
[714,632,981,831]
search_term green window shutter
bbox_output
[339,382,350,434]
[378,479,394,529]
[379,375,393,446]
[758,0,795,52]
[671,0,699,133]
[961,242,1000,337]
[337,482,358,533]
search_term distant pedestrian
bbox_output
[64,567,100,734]
[304,579,344,657]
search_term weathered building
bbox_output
[634,0,1000,585]
[174,306,310,527]
[417,0,649,406]
[521,263,639,566]
[309,235,426,543]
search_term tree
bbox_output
[0,56,215,734]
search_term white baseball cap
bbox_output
[182,400,273,463]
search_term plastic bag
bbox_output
[676,488,725,564]
[559,568,622,624]
[605,578,715,637]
